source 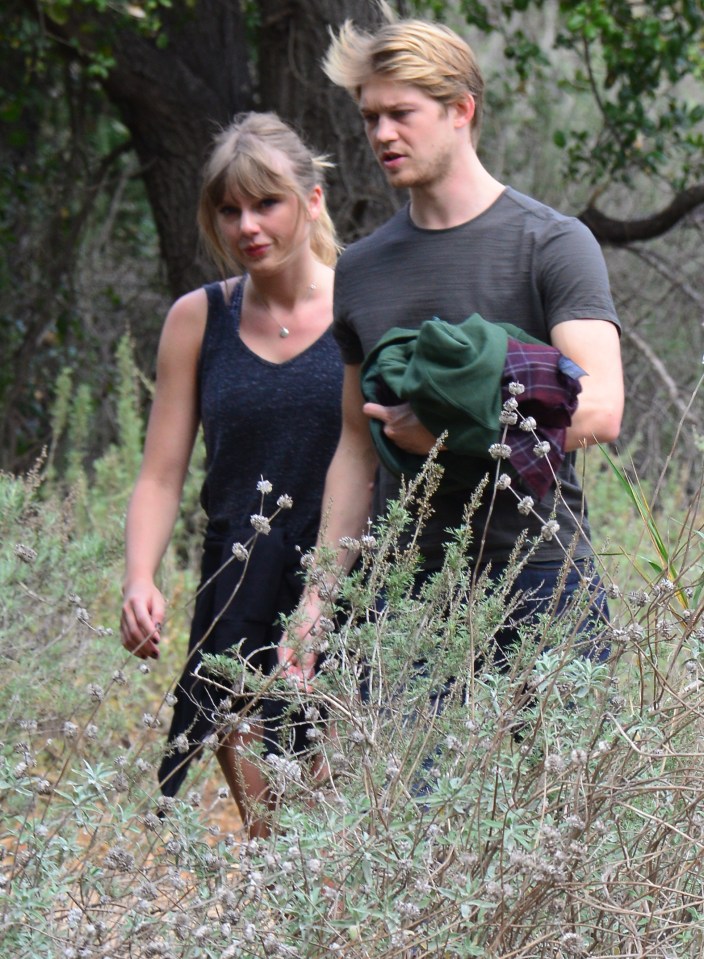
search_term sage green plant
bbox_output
[2,362,704,957]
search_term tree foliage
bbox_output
[417,0,704,234]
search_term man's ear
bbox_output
[452,93,475,130]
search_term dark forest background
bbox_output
[2,0,703,482]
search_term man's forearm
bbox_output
[315,439,378,575]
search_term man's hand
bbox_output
[363,400,438,455]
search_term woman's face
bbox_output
[215,179,320,275]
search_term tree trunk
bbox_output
[256,0,399,244]
[103,1,254,296]
[101,0,398,295]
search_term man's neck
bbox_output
[409,155,505,231]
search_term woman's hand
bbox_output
[120,579,166,659]
[278,596,322,688]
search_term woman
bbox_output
[120,112,343,837]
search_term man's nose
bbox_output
[375,115,398,143]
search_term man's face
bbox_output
[358,76,458,190]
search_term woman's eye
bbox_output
[259,197,279,210]
[218,205,239,217]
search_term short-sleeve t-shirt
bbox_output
[333,187,621,568]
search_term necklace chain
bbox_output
[248,277,317,338]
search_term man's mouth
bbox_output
[381,151,405,168]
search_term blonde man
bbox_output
[281,15,623,681]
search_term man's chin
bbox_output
[382,168,416,189]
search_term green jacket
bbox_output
[360,313,547,494]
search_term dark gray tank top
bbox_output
[198,281,343,547]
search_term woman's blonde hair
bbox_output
[324,16,485,146]
[198,112,340,274]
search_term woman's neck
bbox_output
[247,255,324,310]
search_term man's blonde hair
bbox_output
[198,112,340,276]
[323,16,485,146]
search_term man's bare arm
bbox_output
[550,319,624,451]
[279,364,378,683]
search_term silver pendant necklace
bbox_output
[249,277,317,338]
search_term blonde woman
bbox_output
[120,113,343,837]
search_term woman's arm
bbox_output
[120,288,207,659]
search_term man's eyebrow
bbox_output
[359,101,414,114]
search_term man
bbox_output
[280,14,623,682]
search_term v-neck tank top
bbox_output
[198,280,343,548]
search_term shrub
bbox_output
[2,372,704,958]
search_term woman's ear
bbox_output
[306,184,324,221]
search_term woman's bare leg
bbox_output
[216,725,274,840]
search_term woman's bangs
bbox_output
[224,150,294,201]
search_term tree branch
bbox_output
[579,185,704,244]
[622,327,699,428]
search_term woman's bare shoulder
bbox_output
[157,288,210,364]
